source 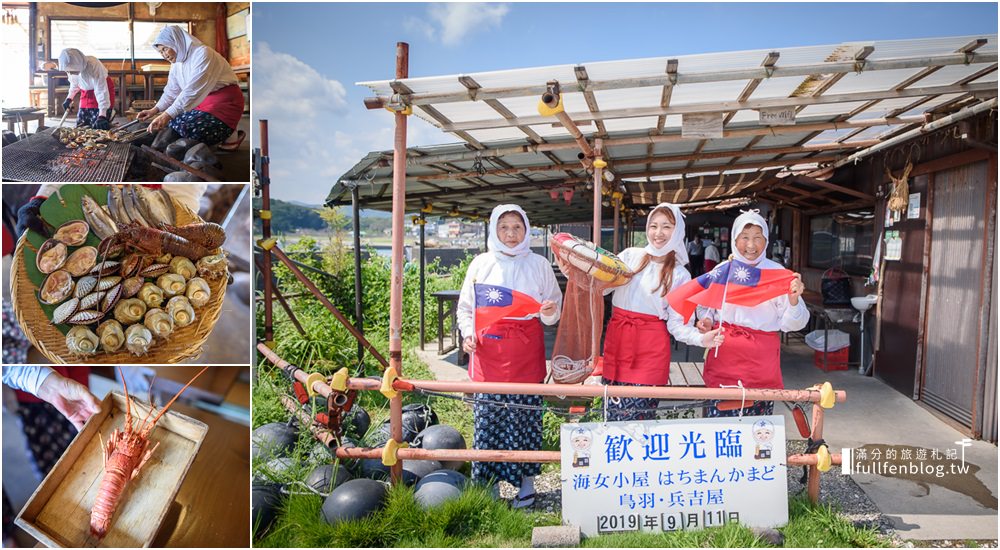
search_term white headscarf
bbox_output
[57,48,110,111]
[488,204,532,257]
[153,25,200,63]
[645,203,689,266]
[57,48,86,72]
[731,209,769,266]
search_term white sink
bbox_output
[851,294,878,312]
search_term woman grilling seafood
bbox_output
[136,26,245,149]
[58,48,115,130]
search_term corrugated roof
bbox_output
[332,34,997,224]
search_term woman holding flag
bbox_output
[580,203,724,422]
[669,209,808,418]
[456,204,561,508]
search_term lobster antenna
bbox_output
[135,372,160,431]
[141,366,210,435]
[118,366,133,430]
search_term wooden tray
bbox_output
[15,391,208,548]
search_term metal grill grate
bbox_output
[2,133,133,182]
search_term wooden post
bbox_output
[259,120,273,348]
[613,196,621,253]
[387,41,409,485]
[352,184,364,363]
[419,212,426,351]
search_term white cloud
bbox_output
[408,3,510,46]
[253,42,348,122]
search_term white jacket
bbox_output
[153,26,238,119]
[58,48,111,113]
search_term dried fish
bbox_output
[81,194,118,240]
[133,185,176,227]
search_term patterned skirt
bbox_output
[472,393,543,486]
[602,378,659,422]
[18,401,77,477]
[169,110,233,145]
[703,399,774,418]
[75,108,101,128]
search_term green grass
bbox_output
[255,482,890,548]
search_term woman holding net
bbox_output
[562,203,723,421]
[456,204,561,508]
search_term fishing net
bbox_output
[549,233,633,384]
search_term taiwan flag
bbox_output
[667,260,797,322]
[474,283,542,334]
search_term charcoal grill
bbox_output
[2,131,133,182]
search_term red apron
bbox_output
[193,84,244,130]
[703,322,782,390]
[602,307,671,386]
[15,367,91,403]
[78,77,115,110]
[470,318,546,383]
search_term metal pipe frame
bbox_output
[259,120,274,346]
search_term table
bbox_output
[149,400,250,548]
[141,68,170,101]
[431,290,466,364]
[3,110,45,134]
[803,293,859,371]
[39,69,136,119]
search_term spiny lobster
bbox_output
[97,221,225,261]
[90,366,209,539]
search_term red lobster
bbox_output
[90,366,209,539]
[98,222,224,261]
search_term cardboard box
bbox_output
[15,391,208,547]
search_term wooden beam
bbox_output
[575,65,608,137]
[724,51,780,125]
[440,82,997,133]
[654,59,679,134]
[793,175,874,201]
[371,50,997,106]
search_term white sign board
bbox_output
[758,107,796,126]
[682,113,724,139]
[907,192,921,219]
[561,416,787,536]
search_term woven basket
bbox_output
[11,194,228,364]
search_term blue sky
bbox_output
[251,2,998,205]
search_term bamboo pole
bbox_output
[807,404,825,504]
[259,120,273,347]
[266,247,389,368]
[387,41,410,485]
[280,394,841,467]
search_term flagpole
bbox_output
[714,255,734,358]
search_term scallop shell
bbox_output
[101,283,123,312]
[52,297,81,325]
[185,277,212,308]
[66,326,100,355]
[79,291,105,311]
[67,309,104,325]
[97,320,125,352]
[166,295,196,327]
[138,282,165,308]
[122,276,144,298]
[156,274,187,297]
[39,270,74,305]
[144,308,174,339]
[75,276,98,298]
[53,220,90,246]
[36,240,68,274]
[195,253,229,281]
[140,263,170,278]
[120,254,146,278]
[125,324,153,356]
[91,261,121,277]
[96,276,123,292]
[114,298,147,324]
[64,246,98,277]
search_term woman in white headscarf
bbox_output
[456,204,561,508]
[137,26,245,147]
[58,48,115,130]
[577,203,723,422]
[696,209,808,418]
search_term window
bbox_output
[808,210,875,276]
[50,19,186,60]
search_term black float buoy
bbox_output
[321,479,388,525]
[402,459,443,485]
[414,469,467,508]
[251,483,282,539]
[412,425,467,469]
[305,463,353,495]
[252,421,298,461]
